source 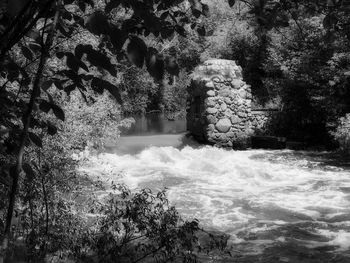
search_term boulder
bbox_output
[206,98,216,107]
[208,124,216,132]
[238,89,246,99]
[215,118,231,133]
[220,103,227,111]
[207,107,218,114]
[207,90,215,97]
[205,81,215,88]
[218,88,231,97]
[238,112,247,118]
[231,79,243,89]
[230,116,242,124]
[220,134,229,142]
[224,97,232,104]
[227,132,236,138]
[207,115,217,124]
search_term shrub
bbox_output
[64,90,134,151]
[1,90,133,261]
[79,185,202,263]
[119,65,160,114]
[332,114,350,155]
[162,69,191,118]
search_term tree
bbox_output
[0,0,210,260]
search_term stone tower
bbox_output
[187,59,253,148]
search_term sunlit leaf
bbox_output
[25,29,41,42]
[202,4,209,17]
[165,56,179,76]
[21,46,33,60]
[56,51,65,59]
[57,22,72,38]
[64,84,76,95]
[59,70,82,86]
[80,74,94,81]
[109,26,127,52]
[51,104,65,121]
[46,121,57,135]
[197,25,206,36]
[39,100,51,113]
[91,78,122,103]
[105,0,122,12]
[53,80,64,90]
[22,163,36,180]
[28,132,42,148]
[66,53,89,72]
[85,12,110,36]
[41,80,54,91]
[192,8,201,18]
[28,42,41,53]
[146,48,164,81]
[175,25,186,37]
[228,0,235,7]
[76,45,116,76]
[127,36,147,68]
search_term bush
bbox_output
[332,114,350,155]
[162,69,191,118]
[64,90,134,151]
[119,65,160,114]
[0,90,133,261]
[78,185,202,263]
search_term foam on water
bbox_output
[81,145,350,257]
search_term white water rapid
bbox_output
[82,135,350,262]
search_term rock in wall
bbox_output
[187,59,253,148]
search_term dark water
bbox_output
[111,113,189,155]
[121,113,186,136]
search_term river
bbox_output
[83,114,350,262]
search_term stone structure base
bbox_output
[187,59,278,148]
[187,59,252,148]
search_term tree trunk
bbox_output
[0,2,60,262]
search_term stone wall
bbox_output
[187,59,252,147]
[187,59,280,148]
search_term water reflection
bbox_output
[121,113,186,136]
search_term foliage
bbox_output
[82,185,202,263]
[9,133,83,260]
[2,88,132,260]
[264,9,350,143]
[162,69,191,118]
[207,0,350,144]
[332,114,350,155]
[119,65,160,114]
[9,177,223,262]
[63,90,134,151]
[0,0,211,261]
